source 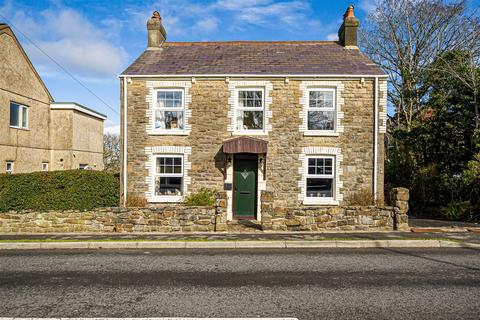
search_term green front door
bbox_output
[233,155,258,219]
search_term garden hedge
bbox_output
[0,170,119,212]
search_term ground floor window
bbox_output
[42,162,49,171]
[306,156,334,199]
[6,161,14,174]
[79,164,89,170]
[154,155,183,197]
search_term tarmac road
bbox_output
[1,248,479,320]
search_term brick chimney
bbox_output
[147,11,167,49]
[338,5,359,48]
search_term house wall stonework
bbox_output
[123,78,385,210]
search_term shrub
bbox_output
[184,188,216,206]
[0,170,119,212]
[348,188,374,206]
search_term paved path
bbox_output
[409,217,480,228]
[1,248,479,319]
[1,231,479,243]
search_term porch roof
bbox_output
[223,136,268,154]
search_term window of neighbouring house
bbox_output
[236,89,264,131]
[306,156,335,199]
[307,89,335,132]
[10,102,28,129]
[42,162,49,171]
[154,155,183,197]
[154,89,185,131]
[6,161,14,174]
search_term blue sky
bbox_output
[1,0,478,134]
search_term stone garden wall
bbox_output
[261,188,409,231]
[0,190,409,233]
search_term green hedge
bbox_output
[0,170,119,212]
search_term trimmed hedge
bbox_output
[0,170,119,212]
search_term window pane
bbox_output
[10,103,19,127]
[21,107,27,128]
[306,178,333,198]
[238,91,262,108]
[242,111,263,130]
[309,91,334,109]
[164,111,184,129]
[308,111,334,131]
[155,176,183,196]
[155,110,165,129]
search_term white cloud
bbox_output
[326,33,338,41]
[0,1,128,79]
[216,0,272,10]
[104,120,120,135]
[194,16,219,33]
[359,0,378,13]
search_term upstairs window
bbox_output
[6,161,14,174]
[154,89,185,131]
[307,89,335,132]
[306,156,335,199]
[154,155,183,197]
[10,102,28,129]
[236,89,264,131]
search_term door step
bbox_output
[227,219,263,232]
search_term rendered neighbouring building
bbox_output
[120,6,391,230]
[0,23,106,174]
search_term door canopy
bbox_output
[223,136,268,154]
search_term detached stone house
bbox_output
[0,23,106,174]
[120,7,389,226]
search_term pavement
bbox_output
[1,248,479,319]
[1,230,480,250]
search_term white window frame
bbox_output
[152,154,184,202]
[153,88,186,134]
[305,155,335,202]
[234,87,266,134]
[10,102,28,129]
[6,161,14,174]
[306,88,336,135]
[42,162,49,171]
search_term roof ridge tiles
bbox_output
[163,40,339,46]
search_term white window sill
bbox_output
[303,198,339,206]
[148,130,189,136]
[148,196,184,203]
[9,126,29,131]
[304,131,339,137]
[232,131,268,136]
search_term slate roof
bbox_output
[121,41,385,76]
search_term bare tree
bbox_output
[103,133,120,172]
[361,0,471,131]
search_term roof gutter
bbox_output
[119,74,388,79]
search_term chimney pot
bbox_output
[338,5,359,48]
[147,11,167,49]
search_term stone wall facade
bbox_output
[121,77,386,221]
